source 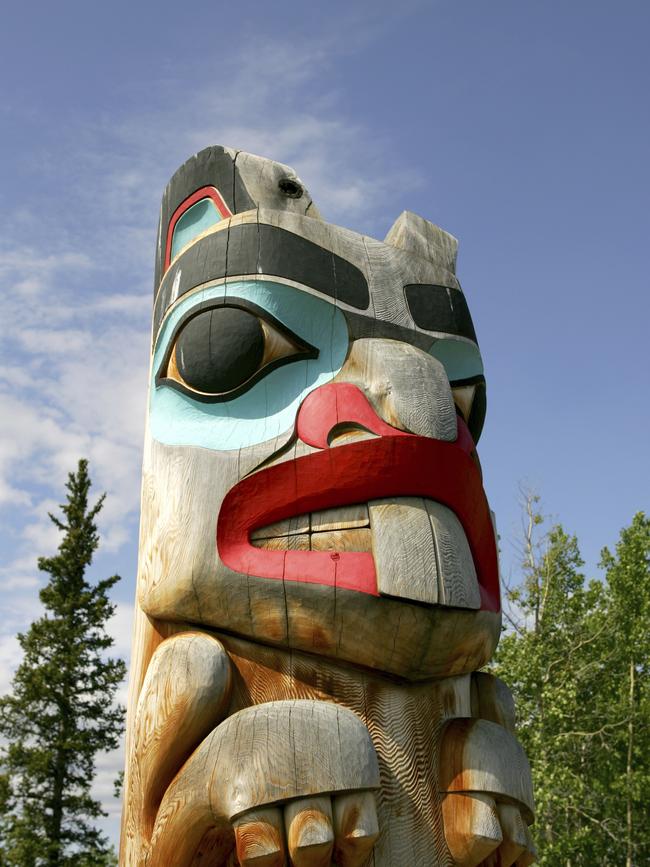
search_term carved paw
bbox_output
[440,791,536,867]
[233,790,379,867]
[148,700,380,867]
[439,674,537,867]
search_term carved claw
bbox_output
[232,790,379,867]
[233,807,286,867]
[147,700,380,866]
[285,796,334,866]
[332,791,380,866]
[439,717,536,867]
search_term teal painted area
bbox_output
[171,198,221,260]
[150,280,348,451]
[429,337,484,382]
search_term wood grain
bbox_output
[439,718,535,821]
[139,435,500,680]
[123,632,231,863]
[255,207,463,326]
[332,791,380,867]
[441,792,502,866]
[494,802,529,866]
[285,796,334,867]
[310,528,372,552]
[123,147,536,866]
[233,806,286,867]
[337,338,458,441]
[233,151,319,220]
[425,500,481,609]
[471,672,517,733]
[369,497,439,604]
[219,633,475,865]
[384,209,458,272]
[252,533,310,550]
[147,700,379,864]
[309,503,369,532]
[250,513,310,540]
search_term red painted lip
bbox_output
[217,431,500,612]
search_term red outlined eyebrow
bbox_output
[164,186,232,272]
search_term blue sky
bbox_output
[1,0,648,846]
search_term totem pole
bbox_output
[120,146,536,867]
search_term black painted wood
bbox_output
[153,224,370,337]
[154,147,255,292]
[404,284,478,343]
[175,307,265,394]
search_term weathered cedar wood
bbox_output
[120,146,536,866]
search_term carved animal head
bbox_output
[139,146,501,680]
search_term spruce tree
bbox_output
[0,460,126,866]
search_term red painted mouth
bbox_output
[217,426,500,612]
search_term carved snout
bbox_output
[334,338,458,441]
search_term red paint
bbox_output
[296,382,408,448]
[164,186,232,272]
[217,426,500,611]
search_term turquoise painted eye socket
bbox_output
[156,301,318,402]
[171,198,222,260]
[149,280,349,451]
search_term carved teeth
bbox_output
[251,513,311,540]
[311,503,370,532]
[251,504,372,552]
[251,499,483,610]
[251,504,370,542]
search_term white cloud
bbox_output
[0,633,23,694]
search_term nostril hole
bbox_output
[327,422,379,448]
[278,177,304,199]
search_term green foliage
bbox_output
[493,498,650,865]
[0,461,126,866]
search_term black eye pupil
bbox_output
[175,307,265,393]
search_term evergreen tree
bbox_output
[0,460,125,866]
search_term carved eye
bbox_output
[157,302,318,402]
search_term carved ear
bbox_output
[384,211,458,273]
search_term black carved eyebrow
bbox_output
[404,284,478,343]
[153,224,370,341]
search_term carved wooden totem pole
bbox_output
[120,146,536,866]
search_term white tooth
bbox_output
[452,384,476,422]
[425,501,481,609]
[310,504,369,533]
[369,497,439,605]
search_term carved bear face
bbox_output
[138,146,500,680]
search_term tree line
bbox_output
[492,492,650,865]
[0,464,648,864]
